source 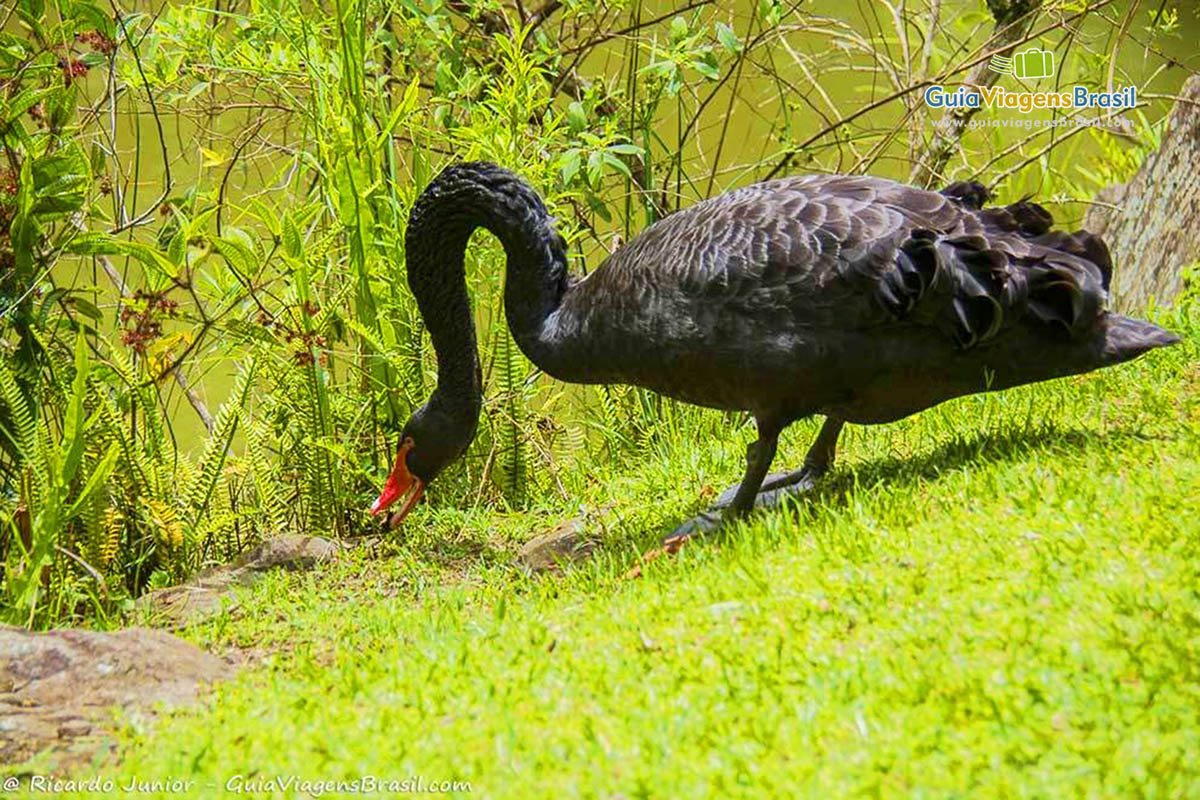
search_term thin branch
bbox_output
[107,6,173,234]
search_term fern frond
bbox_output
[294,363,333,533]
[185,356,258,526]
[95,387,152,499]
[77,488,105,571]
[245,412,289,535]
[0,357,47,489]
[142,497,185,550]
[493,325,528,507]
[100,508,122,567]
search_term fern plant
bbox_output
[1,335,120,626]
[185,356,258,530]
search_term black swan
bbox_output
[370,161,1178,547]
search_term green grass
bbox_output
[47,311,1200,798]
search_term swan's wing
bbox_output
[571,175,1109,351]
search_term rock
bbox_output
[136,534,342,627]
[133,573,249,627]
[518,506,613,572]
[0,625,231,770]
[232,534,342,572]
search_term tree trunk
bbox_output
[1083,74,1200,313]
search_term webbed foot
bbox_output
[624,466,826,579]
[710,465,824,512]
[626,418,844,579]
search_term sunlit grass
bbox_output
[58,310,1200,798]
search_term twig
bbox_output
[107,6,173,234]
[526,0,561,33]
[216,116,268,236]
[54,546,109,599]
[558,0,714,55]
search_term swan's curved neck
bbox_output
[404,162,572,421]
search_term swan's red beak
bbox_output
[371,441,424,527]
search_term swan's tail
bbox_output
[1102,314,1181,365]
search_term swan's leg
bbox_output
[725,429,782,516]
[659,422,783,546]
[662,418,842,544]
[625,419,842,577]
[714,418,844,510]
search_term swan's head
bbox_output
[369,401,474,528]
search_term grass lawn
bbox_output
[61,311,1200,797]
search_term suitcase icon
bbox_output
[1012,48,1054,79]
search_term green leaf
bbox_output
[566,101,587,133]
[63,232,113,254]
[601,151,632,180]
[16,156,35,216]
[715,22,741,53]
[2,87,55,124]
[670,15,689,43]
[66,235,177,279]
[694,52,721,80]
[213,236,258,276]
[70,296,103,322]
[225,319,277,345]
[45,83,78,131]
[89,142,107,174]
[64,441,120,521]
[586,150,604,187]
[16,0,45,30]
[31,143,90,216]
[60,332,90,488]
[560,149,582,184]
[223,226,257,254]
[376,76,421,148]
[167,229,186,267]
[0,34,35,63]
[956,10,991,29]
[281,212,302,258]
[65,0,115,36]
[758,0,782,25]
[249,198,279,237]
[185,81,211,102]
[586,192,611,223]
[11,159,36,276]
[36,287,68,322]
